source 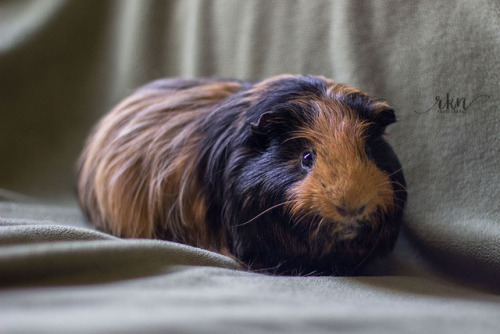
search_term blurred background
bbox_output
[1,0,498,207]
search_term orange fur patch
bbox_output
[286,83,394,232]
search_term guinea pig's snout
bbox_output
[326,159,394,226]
[334,203,368,236]
[335,204,366,218]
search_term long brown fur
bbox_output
[77,79,243,253]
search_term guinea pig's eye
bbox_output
[301,151,315,171]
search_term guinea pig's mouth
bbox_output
[307,214,378,246]
[340,226,357,236]
[335,224,361,240]
[330,220,375,242]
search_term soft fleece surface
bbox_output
[1,1,499,333]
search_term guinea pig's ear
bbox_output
[373,107,396,127]
[250,110,287,136]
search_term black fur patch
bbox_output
[195,75,406,275]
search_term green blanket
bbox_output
[1,1,499,333]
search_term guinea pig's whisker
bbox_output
[386,167,403,178]
[252,260,288,274]
[376,177,405,191]
[286,202,317,222]
[235,201,294,227]
[392,204,405,212]
[313,217,326,239]
[394,197,406,204]
[388,196,406,210]
[389,180,407,191]
[303,269,322,277]
[292,211,318,229]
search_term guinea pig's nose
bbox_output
[336,204,366,217]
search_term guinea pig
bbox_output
[77,74,407,275]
